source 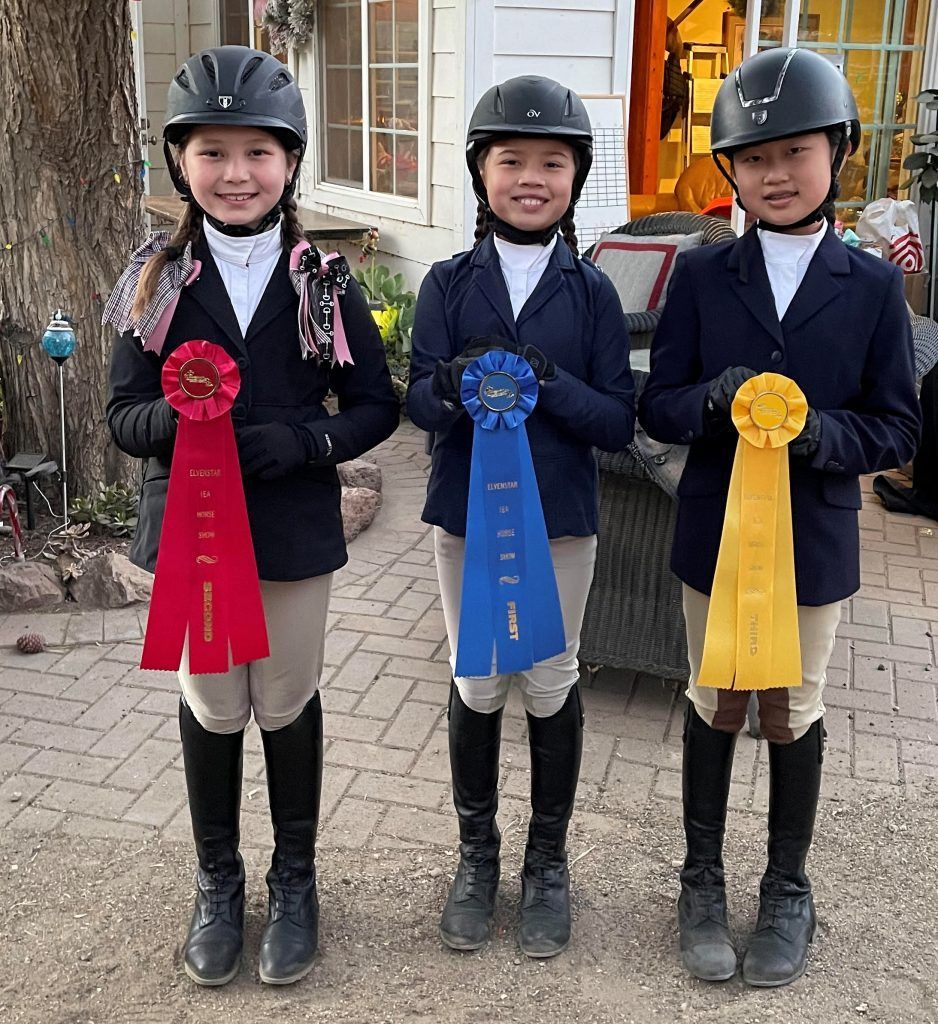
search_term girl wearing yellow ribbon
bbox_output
[639,49,921,989]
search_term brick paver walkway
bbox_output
[0,423,936,851]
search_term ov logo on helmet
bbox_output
[752,109,768,125]
[526,109,540,118]
[218,95,233,109]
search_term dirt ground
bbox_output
[1,785,936,1024]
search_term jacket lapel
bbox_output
[515,240,575,329]
[186,239,247,356]
[780,227,850,333]
[726,228,784,346]
[469,234,518,339]
[245,249,296,343]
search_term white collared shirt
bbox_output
[757,219,828,320]
[494,234,558,319]
[202,218,284,335]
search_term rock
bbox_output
[0,561,65,611]
[337,459,382,493]
[341,487,381,543]
[68,552,153,607]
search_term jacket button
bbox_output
[770,350,783,363]
[232,403,247,420]
[237,357,248,370]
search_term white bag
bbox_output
[855,198,925,273]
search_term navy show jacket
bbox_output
[638,226,921,606]
[107,237,399,581]
[406,233,636,538]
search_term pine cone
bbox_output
[16,633,46,655]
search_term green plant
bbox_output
[70,483,139,537]
[354,263,416,363]
[902,90,938,203]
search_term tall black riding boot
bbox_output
[519,686,583,959]
[743,718,824,988]
[678,704,738,981]
[258,694,324,985]
[179,700,245,986]
[439,685,504,951]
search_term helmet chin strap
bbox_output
[489,210,560,246]
[712,132,848,234]
[164,140,301,238]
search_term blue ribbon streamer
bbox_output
[454,351,566,677]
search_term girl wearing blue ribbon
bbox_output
[106,47,397,987]
[639,49,920,987]
[407,76,635,958]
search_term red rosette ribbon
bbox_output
[141,340,270,674]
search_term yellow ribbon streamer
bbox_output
[698,373,807,691]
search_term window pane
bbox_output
[370,1,394,63]
[371,66,395,130]
[366,0,420,199]
[395,0,419,62]
[322,1,363,188]
[395,68,418,131]
[846,0,888,44]
[798,0,842,44]
[396,138,419,198]
[372,131,396,195]
[220,0,249,46]
[844,49,886,126]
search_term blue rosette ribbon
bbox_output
[454,350,566,677]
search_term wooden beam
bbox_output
[628,0,668,195]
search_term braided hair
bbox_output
[471,143,581,255]
[131,134,306,319]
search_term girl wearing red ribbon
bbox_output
[639,49,920,987]
[105,46,398,987]
[407,76,635,959]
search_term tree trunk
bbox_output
[0,1,145,499]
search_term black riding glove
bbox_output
[706,366,760,414]
[520,344,557,383]
[788,407,821,458]
[431,336,518,408]
[235,422,313,480]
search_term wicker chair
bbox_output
[579,212,735,680]
[584,212,737,350]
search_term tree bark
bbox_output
[0,1,145,497]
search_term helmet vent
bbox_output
[200,54,217,83]
[241,56,264,84]
[176,68,190,90]
[269,71,291,92]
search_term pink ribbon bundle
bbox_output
[289,241,355,368]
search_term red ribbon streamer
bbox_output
[141,340,270,674]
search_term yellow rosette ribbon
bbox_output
[698,372,808,690]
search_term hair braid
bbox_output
[473,201,492,247]
[560,209,579,256]
[281,196,308,250]
[131,202,202,320]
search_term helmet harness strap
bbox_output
[163,138,303,238]
[711,124,851,234]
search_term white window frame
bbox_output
[307,0,431,225]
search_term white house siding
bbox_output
[188,0,218,56]
[140,0,218,197]
[296,0,467,284]
[462,0,633,250]
[492,1,617,91]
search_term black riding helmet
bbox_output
[163,46,307,220]
[466,76,593,208]
[710,48,860,230]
